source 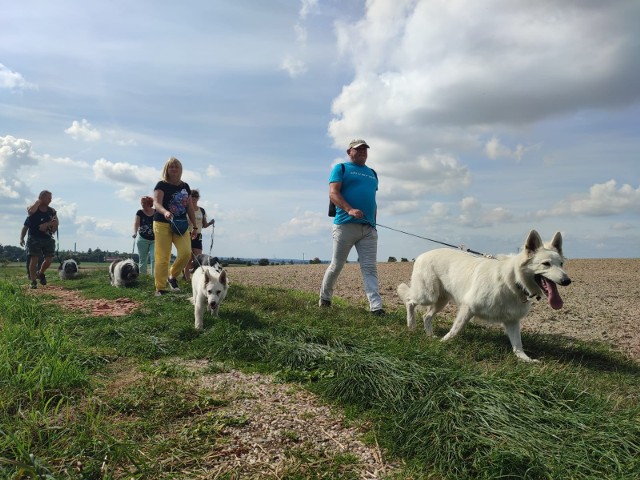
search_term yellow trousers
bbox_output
[153,221,192,291]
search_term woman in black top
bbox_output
[133,195,155,275]
[152,157,198,296]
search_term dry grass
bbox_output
[227,258,640,362]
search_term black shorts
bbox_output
[191,234,203,250]
[26,235,55,257]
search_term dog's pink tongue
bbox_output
[543,278,563,309]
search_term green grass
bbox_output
[0,265,638,479]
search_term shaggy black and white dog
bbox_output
[190,255,223,273]
[109,259,139,287]
[58,259,79,280]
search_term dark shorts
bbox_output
[26,235,55,257]
[191,234,203,250]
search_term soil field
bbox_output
[227,258,640,362]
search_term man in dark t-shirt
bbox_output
[25,190,58,289]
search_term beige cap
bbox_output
[347,139,370,150]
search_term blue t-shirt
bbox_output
[329,162,378,226]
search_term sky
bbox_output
[1,0,639,262]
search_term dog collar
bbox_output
[516,282,540,303]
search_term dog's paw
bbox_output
[514,350,539,362]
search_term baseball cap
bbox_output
[347,139,370,150]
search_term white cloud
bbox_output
[280,0,319,78]
[281,54,307,78]
[545,180,640,216]
[65,119,101,142]
[0,135,37,171]
[485,136,538,162]
[299,0,318,20]
[39,153,90,169]
[0,135,38,202]
[93,158,154,185]
[275,210,326,240]
[329,0,640,220]
[457,197,516,227]
[206,165,221,177]
[92,158,159,201]
[0,63,36,90]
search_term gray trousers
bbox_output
[320,223,382,311]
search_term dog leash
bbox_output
[208,224,215,256]
[170,216,206,271]
[363,216,494,258]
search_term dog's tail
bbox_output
[397,282,410,303]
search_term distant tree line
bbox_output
[0,244,137,265]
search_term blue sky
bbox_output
[2,0,639,262]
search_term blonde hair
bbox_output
[161,156,183,183]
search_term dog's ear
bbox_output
[524,230,543,253]
[548,231,563,257]
[204,270,211,285]
[219,270,227,286]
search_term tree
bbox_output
[401,258,409,262]
[388,256,397,262]
[258,258,270,266]
[309,257,322,264]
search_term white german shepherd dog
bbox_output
[397,230,571,362]
[191,266,228,330]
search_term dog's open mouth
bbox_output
[535,275,563,310]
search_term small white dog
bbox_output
[397,230,571,362]
[109,259,139,287]
[58,259,79,280]
[190,265,228,330]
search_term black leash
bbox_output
[55,229,64,266]
[363,216,493,258]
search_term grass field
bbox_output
[0,264,638,479]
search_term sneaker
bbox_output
[30,280,38,289]
[37,271,47,285]
[319,299,332,307]
[371,309,385,316]
[167,277,180,291]
[155,290,168,296]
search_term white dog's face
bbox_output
[205,270,228,312]
[522,231,571,309]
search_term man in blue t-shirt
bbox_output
[319,139,384,315]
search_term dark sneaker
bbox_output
[155,290,168,297]
[167,277,180,291]
[37,271,47,285]
[319,299,332,307]
[371,309,385,316]
[30,280,38,289]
